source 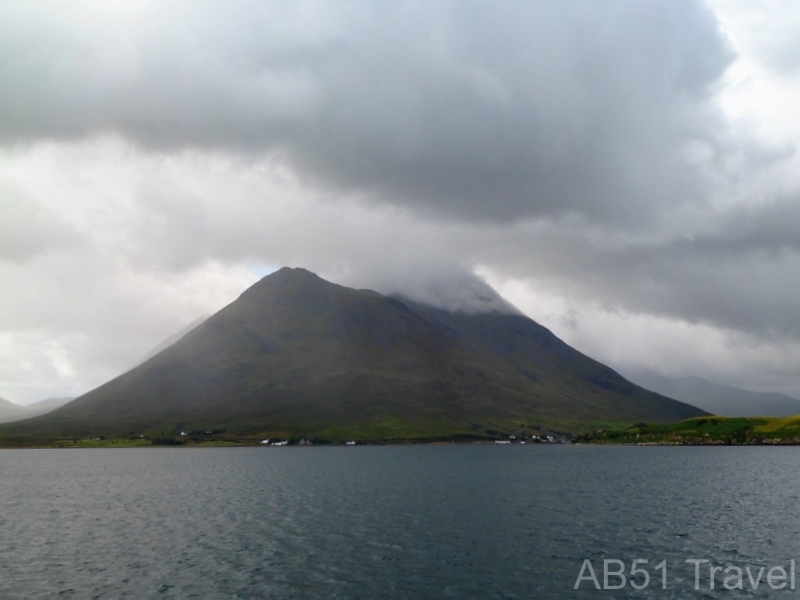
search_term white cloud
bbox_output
[487,272,800,397]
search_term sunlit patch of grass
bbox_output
[578,415,800,444]
[52,437,155,448]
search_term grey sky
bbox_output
[2,0,731,223]
[2,0,800,403]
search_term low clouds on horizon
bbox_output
[3,0,800,403]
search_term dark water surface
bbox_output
[1,445,800,599]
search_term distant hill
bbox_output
[623,369,800,417]
[24,396,76,416]
[0,396,77,424]
[0,268,704,443]
[0,396,28,423]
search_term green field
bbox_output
[577,415,800,444]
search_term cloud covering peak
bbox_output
[352,265,521,315]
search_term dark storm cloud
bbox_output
[0,0,732,223]
[481,195,800,340]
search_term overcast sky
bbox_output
[3,0,800,404]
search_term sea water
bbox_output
[1,445,799,598]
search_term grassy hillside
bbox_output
[577,415,800,444]
[406,302,702,425]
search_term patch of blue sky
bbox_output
[246,261,280,280]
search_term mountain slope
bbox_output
[404,302,702,424]
[622,369,800,417]
[0,268,704,442]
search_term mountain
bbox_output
[0,396,29,423]
[622,369,800,417]
[0,396,77,424]
[0,268,704,443]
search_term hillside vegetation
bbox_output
[577,416,800,445]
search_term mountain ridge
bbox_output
[0,396,76,424]
[0,396,28,423]
[622,368,800,417]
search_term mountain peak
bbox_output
[263,266,323,284]
[241,267,330,299]
[272,266,317,277]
